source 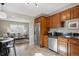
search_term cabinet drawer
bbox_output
[58,36,68,43]
[69,38,79,44]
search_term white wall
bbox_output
[0,11,34,46]
[29,19,34,45]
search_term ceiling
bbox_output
[0,3,79,17]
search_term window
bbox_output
[10,24,26,33]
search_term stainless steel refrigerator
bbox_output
[34,23,40,46]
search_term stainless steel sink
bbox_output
[64,36,71,38]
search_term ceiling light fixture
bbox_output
[35,3,38,8]
[25,3,39,8]
[0,3,7,19]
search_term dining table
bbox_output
[0,37,16,56]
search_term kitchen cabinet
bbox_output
[68,38,79,56]
[47,5,79,28]
[57,36,68,56]
[52,13,61,28]
[43,35,48,48]
[49,13,61,28]
[61,9,71,21]
[34,17,40,23]
[40,17,47,34]
[71,5,79,19]
[49,16,53,28]
[58,41,68,56]
[58,36,79,56]
[68,43,79,56]
[40,16,47,47]
[46,17,50,31]
[35,16,48,47]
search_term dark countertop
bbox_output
[62,35,79,39]
[48,32,79,39]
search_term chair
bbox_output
[6,39,17,56]
[0,42,8,56]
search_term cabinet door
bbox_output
[52,13,61,28]
[49,16,53,28]
[46,17,50,30]
[58,41,68,56]
[69,43,79,56]
[43,35,48,48]
[40,17,47,34]
[61,9,71,21]
[71,5,79,19]
[40,17,47,47]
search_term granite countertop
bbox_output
[63,35,79,39]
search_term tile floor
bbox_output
[9,39,60,56]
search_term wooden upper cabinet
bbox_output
[49,16,53,28]
[71,5,79,19]
[34,17,40,23]
[52,13,61,28]
[39,16,48,47]
[61,9,71,21]
[46,17,50,29]
[49,13,61,28]
[40,16,47,34]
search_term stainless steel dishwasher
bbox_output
[48,37,57,52]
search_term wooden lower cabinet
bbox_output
[68,39,79,56]
[68,43,79,56]
[57,36,68,56]
[58,37,79,56]
[43,35,48,48]
[58,41,68,56]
